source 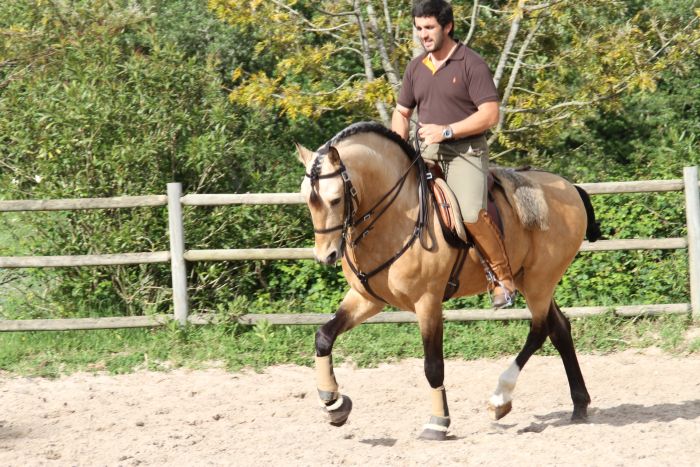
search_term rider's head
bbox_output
[412,0,455,39]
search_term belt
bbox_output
[444,134,486,144]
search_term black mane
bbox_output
[317,121,417,161]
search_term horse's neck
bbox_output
[345,144,419,240]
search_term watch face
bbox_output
[443,127,453,139]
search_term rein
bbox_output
[305,133,431,304]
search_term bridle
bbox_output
[304,141,431,303]
[305,153,358,255]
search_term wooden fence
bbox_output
[0,167,699,331]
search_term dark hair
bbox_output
[412,0,454,38]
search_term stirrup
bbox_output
[476,250,515,308]
[486,270,515,309]
[491,284,515,309]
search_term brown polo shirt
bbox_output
[397,43,499,128]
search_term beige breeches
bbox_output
[420,137,489,223]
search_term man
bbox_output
[391,0,515,308]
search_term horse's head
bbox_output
[296,142,355,265]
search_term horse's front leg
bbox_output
[315,288,382,426]
[416,297,450,441]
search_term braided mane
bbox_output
[308,152,324,183]
[317,122,416,161]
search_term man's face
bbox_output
[414,16,451,53]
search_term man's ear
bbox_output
[295,142,315,165]
[327,146,340,165]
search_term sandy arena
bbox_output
[1,349,699,466]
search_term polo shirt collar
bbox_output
[421,42,466,74]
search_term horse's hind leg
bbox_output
[315,288,382,426]
[488,291,551,420]
[547,300,591,421]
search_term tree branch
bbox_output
[354,1,389,124]
[366,2,400,88]
[335,45,365,57]
[270,0,344,41]
[380,0,396,57]
[300,73,366,96]
[492,1,524,88]
[495,16,542,135]
[463,0,479,46]
[501,111,573,133]
[506,99,596,114]
[313,6,357,17]
[523,1,563,12]
[304,22,353,33]
[648,16,699,62]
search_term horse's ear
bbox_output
[327,146,340,165]
[295,142,314,165]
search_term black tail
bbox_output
[574,185,602,242]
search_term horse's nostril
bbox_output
[326,251,338,264]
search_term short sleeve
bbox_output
[467,58,499,106]
[396,64,416,109]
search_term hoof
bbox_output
[418,415,450,441]
[488,400,512,420]
[571,405,588,423]
[324,395,352,427]
[418,428,447,441]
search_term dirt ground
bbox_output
[1,349,699,466]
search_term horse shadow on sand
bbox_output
[513,399,700,434]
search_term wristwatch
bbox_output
[442,125,454,140]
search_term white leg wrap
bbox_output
[490,360,520,407]
[325,395,344,411]
[422,423,449,433]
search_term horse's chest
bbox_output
[341,251,440,309]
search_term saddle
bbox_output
[427,163,504,247]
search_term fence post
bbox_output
[167,182,189,326]
[684,166,700,321]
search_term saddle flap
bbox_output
[427,163,504,243]
[432,178,468,244]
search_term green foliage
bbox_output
[0,0,332,318]
[0,0,698,376]
[0,315,696,376]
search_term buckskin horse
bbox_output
[296,122,601,440]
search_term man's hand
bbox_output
[418,123,447,145]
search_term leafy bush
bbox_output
[0,0,697,322]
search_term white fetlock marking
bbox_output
[325,395,344,411]
[490,360,520,407]
[422,423,448,433]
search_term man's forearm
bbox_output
[450,102,499,139]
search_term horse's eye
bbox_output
[330,197,342,207]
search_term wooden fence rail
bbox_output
[0,169,699,331]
